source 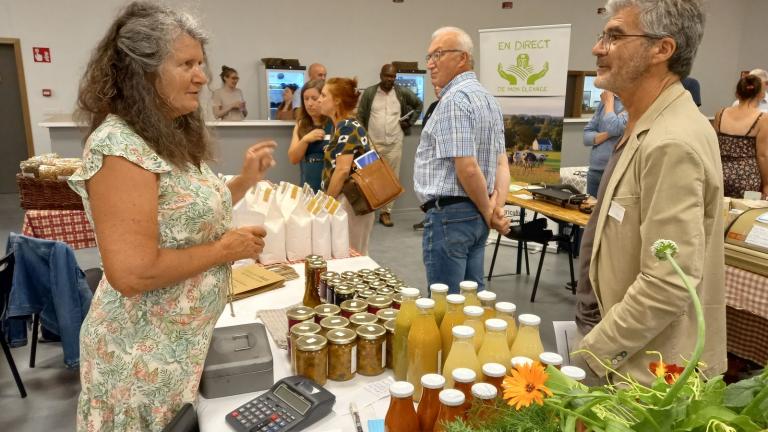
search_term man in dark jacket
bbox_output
[358,63,423,227]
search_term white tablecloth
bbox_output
[198,256,394,432]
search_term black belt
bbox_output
[420,196,473,213]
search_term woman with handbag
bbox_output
[318,77,375,255]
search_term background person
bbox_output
[318,77,376,254]
[212,65,247,120]
[70,2,275,429]
[715,74,768,199]
[582,90,628,197]
[293,62,328,119]
[288,79,328,191]
[732,68,768,112]
[413,84,441,231]
[276,84,298,120]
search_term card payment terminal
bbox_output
[225,375,335,432]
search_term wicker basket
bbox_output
[16,174,84,210]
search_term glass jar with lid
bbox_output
[356,324,387,376]
[391,293,403,310]
[333,284,356,306]
[287,306,315,331]
[318,271,338,304]
[481,362,506,396]
[340,299,367,318]
[459,280,481,307]
[429,283,449,328]
[363,274,379,285]
[477,318,511,368]
[349,312,378,331]
[376,286,395,297]
[376,307,398,323]
[314,303,341,324]
[326,277,344,307]
[417,373,445,432]
[303,260,325,307]
[383,319,395,369]
[508,314,544,361]
[495,302,518,347]
[289,322,321,373]
[477,290,497,321]
[327,328,357,381]
[319,316,349,337]
[369,280,387,292]
[442,325,482,388]
[348,277,366,286]
[368,295,393,315]
[384,381,420,432]
[295,334,328,385]
[470,383,498,423]
[340,270,357,280]
[357,289,377,300]
[356,268,374,277]
[452,367,476,412]
[433,389,465,432]
[374,267,391,277]
[539,352,563,369]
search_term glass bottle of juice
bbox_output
[429,283,449,328]
[481,362,506,396]
[459,281,480,307]
[477,290,496,322]
[495,302,518,347]
[451,368,476,414]
[433,389,465,432]
[417,373,445,432]
[539,352,563,369]
[439,294,466,367]
[384,381,420,432]
[477,318,512,368]
[407,298,442,401]
[561,365,587,383]
[442,325,481,388]
[392,288,421,381]
[462,306,485,352]
[470,383,498,425]
[508,314,544,362]
[511,356,534,370]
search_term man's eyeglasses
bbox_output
[596,31,664,51]
[425,49,465,63]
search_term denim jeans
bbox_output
[587,169,604,197]
[422,201,489,294]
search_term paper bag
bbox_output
[258,186,287,264]
[325,197,350,259]
[308,193,332,259]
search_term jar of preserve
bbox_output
[314,304,341,324]
[356,268,374,277]
[333,285,356,306]
[303,260,325,307]
[363,274,379,285]
[539,352,563,369]
[341,270,357,280]
[295,335,328,385]
[383,319,395,369]
[374,267,391,277]
[482,362,506,396]
[340,299,367,318]
[369,280,387,292]
[318,271,338,303]
[368,295,393,315]
[353,284,370,295]
[356,324,386,376]
[377,286,395,297]
[386,280,401,290]
[327,328,357,381]
[391,293,403,310]
[376,307,398,323]
[349,312,378,331]
[348,277,366,286]
[287,306,315,331]
[319,316,349,337]
[357,289,377,300]
[289,322,322,373]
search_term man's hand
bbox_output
[490,206,511,234]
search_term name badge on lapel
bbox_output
[608,200,626,223]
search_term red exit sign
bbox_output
[33,47,51,63]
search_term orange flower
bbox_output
[649,360,685,384]
[502,361,553,410]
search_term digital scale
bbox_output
[226,376,335,432]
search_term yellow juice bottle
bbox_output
[462,306,485,352]
[477,318,512,368]
[392,287,421,381]
[509,314,544,364]
[430,283,448,328]
[439,294,466,367]
[459,281,480,307]
[406,298,442,402]
[477,290,496,322]
[495,302,518,347]
[442,325,482,388]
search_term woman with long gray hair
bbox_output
[69,2,275,429]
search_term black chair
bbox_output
[0,251,26,398]
[162,403,199,432]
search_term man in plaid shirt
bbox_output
[414,26,510,294]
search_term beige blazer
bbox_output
[579,82,727,385]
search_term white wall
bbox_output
[0,0,762,155]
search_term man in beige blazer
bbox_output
[574,0,727,386]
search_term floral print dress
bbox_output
[68,115,231,431]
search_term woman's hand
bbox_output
[302,128,325,144]
[240,141,277,186]
[217,226,267,262]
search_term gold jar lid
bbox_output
[363,274,379,283]
[308,259,326,268]
[341,299,367,313]
[376,308,398,322]
[369,281,387,290]
[356,323,386,340]
[340,271,357,280]
[320,316,349,331]
[334,284,355,296]
[296,334,327,352]
[349,312,378,327]
[305,254,323,262]
[368,295,393,308]
[353,284,369,293]
[357,269,374,276]
[392,293,403,304]
[326,328,357,345]
[320,271,339,281]
[287,306,316,322]
[383,319,395,333]
[376,287,395,296]
[290,322,322,337]
[314,304,341,317]
[357,289,376,299]
[373,267,391,276]
[348,278,366,286]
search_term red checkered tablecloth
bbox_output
[725,265,768,318]
[21,210,97,250]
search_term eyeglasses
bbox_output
[425,49,465,63]
[596,31,664,51]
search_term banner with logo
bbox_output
[479,24,571,185]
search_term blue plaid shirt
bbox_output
[414,72,504,203]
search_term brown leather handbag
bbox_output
[342,153,404,215]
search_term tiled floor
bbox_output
[0,197,580,431]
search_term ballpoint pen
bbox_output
[349,402,364,432]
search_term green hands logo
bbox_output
[497,53,549,85]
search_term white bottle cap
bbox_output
[452,325,475,339]
[389,381,415,398]
[561,365,587,381]
[477,291,496,301]
[495,301,517,313]
[463,306,484,317]
[415,298,435,310]
[539,352,563,366]
[452,367,477,383]
[485,318,507,331]
[518,313,541,326]
[446,294,466,305]
[400,287,421,299]
[459,280,478,291]
[438,389,465,406]
[482,362,507,378]
[421,373,446,389]
[471,383,498,400]
[430,283,449,293]
[511,356,534,368]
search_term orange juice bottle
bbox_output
[470,383,498,426]
[477,290,496,321]
[477,318,511,368]
[459,281,480,307]
[407,298,442,401]
[508,314,544,362]
[495,302,518,347]
[442,325,481,388]
[433,389,465,432]
[430,283,448,328]
[384,381,420,432]
[481,362,506,396]
[439,294,466,366]
[393,288,421,381]
[462,306,485,352]
[417,373,445,432]
[451,368,476,414]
